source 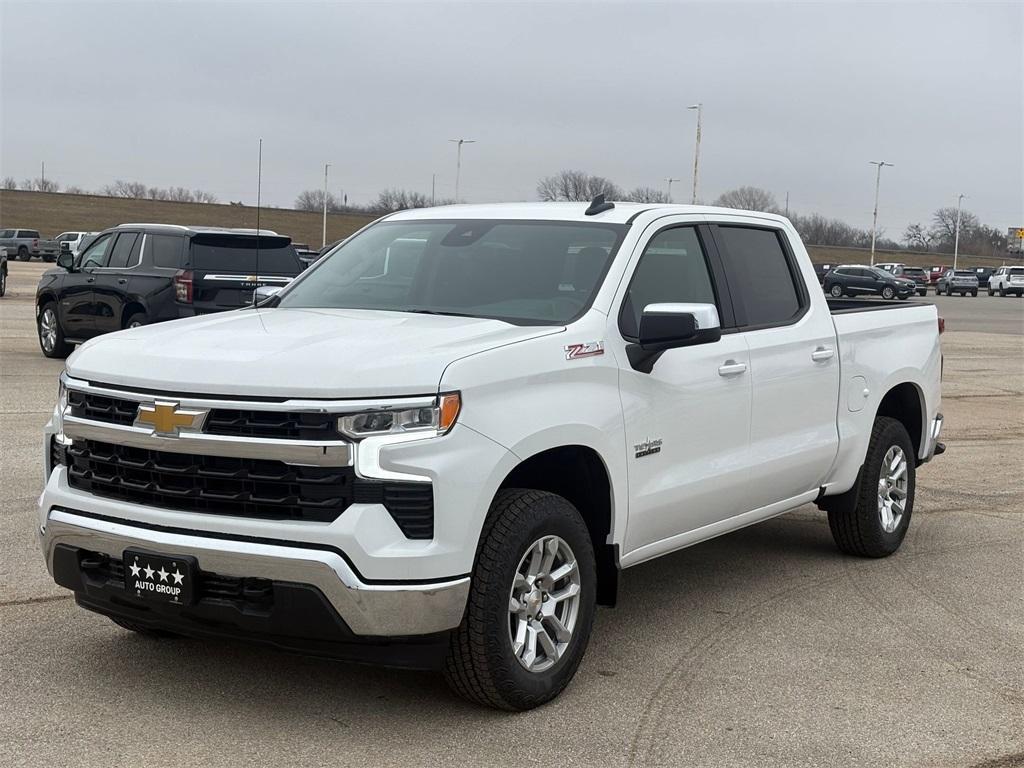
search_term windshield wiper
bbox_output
[402,308,479,318]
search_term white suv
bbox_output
[988,266,1024,296]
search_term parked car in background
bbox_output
[972,266,995,289]
[935,270,979,296]
[823,265,917,299]
[875,262,905,273]
[295,247,322,269]
[35,224,303,357]
[56,231,99,259]
[813,263,836,284]
[0,247,7,297]
[38,201,944,710]
[893,266,930,296]
[0,229,59,261]
[988,266,1024,296]
[928,265,950,286]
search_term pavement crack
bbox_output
[0,593,73,609]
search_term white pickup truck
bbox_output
[39,201,944,710]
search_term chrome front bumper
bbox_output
[40,509,469,637]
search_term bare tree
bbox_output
[537,170,622,202]
[789,212,872,248]
[901,223,933,251]
[295,189,340,212]
[929,206,979,246]
[63,185,87,195]
[1,177,17,190]
[103,179,149,198]
[712,186,779,212]
[622,186,670,203]
[371,189,432,213]
[193,189,218,204]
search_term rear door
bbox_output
[188,234,301,313]
[92,230,141,334]
[710,222,840,507]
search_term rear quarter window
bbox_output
[146,234,185,268]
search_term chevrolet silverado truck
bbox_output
[38,201,944,710]
[0,229,59,261]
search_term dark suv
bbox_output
[892,266,930,296]
[823,264,917,300]
[35,224,301,358]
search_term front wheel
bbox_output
[829,284,844,298]
[38,302,73,358]
[1000,287,1006,297]
[0,269,6,297]
[827,416,915,557]
[881,286,895,300]
[988,288,994,296]
[444,489,597,710]
[971,290,978,297]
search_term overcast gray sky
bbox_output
[2,1,1021,236]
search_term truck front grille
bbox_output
[65,439,434,536]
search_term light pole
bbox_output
[868,160,894,266]
[322,163,331,248]
[953,193,967,271]
[449,138,475,203]
[687,104,702,204]
[665,177,680,203]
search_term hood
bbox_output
[67,307,562,398]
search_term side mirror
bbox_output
[57,252,75,271]
[627,303,722,373]
[254,285,283,305]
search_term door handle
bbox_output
[811,347,835,362]
[86,277,95,283]
[117,278,128,285]
[718,360,747,377]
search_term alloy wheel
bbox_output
[508,535,581,673]
[877,445,908,533]
[39,309,57,353]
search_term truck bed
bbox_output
[827,297,928,314]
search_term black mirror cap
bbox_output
[56,253,75,271]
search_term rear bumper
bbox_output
[39,508,470,638]
[921,413,944,463]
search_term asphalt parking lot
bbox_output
[1,259,1022,767]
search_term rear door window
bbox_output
[106,232,139,269]
[714,226,803,328]
[20,230,41,239]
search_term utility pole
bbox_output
[431,173,436,206]
[785,191,790,218]
[41,161,45,190]
[449,138,476,203]
[868,160,894,266]
[665,177,680,202]
[953,193,967,271]
[687,104,702,204]
[321,163,331,248]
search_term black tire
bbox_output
[0,268,6,297]
[971,290,978,297]
[918,289,926,297]
[826,417,916,558]
[881,286,895,300]
[124,312,147,330]
[110,616,178,638]
[17,246,30,261]
[829,284,844,298]
[988,288,994,296]
[999,287,1006,297]
[444,489,597,711]
[935,285,942,295]
[37,301,73,358]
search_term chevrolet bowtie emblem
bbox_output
[135,401,206,436]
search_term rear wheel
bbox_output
[988,287,994,296]
[829,284,844,298]
[971,290,978,297]
[17,246,29,261]
[37,302,72,358]
[444,489,597,710]
[124,312,147,330]
[826,417,915,558]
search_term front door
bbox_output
[60,232,113,339]
[615,222,753,559]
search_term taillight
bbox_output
[937,317,945,335]
[33,239,39,247]
[174,270,193,303]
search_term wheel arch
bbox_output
[875,381,926,466]
[120,299,148,328]
[497,444,619,606]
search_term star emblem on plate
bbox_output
[129,561,141,578]
[143,564,155,579]
[171,569,184,585]
[157,567,169,582]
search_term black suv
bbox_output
[36,224,301,358]
[892,266,930,296]
[823,264,917,300]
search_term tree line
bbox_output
[2,176,218,204]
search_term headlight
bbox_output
[338,392,461,439]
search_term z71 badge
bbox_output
[565,341,604,360]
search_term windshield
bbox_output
[0,230,14,238]
[278,220,627,325]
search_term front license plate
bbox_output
[123,549,196,605]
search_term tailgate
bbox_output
[188,234,301,310]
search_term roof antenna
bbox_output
[253,137,262,307]
[585,193,615,216]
